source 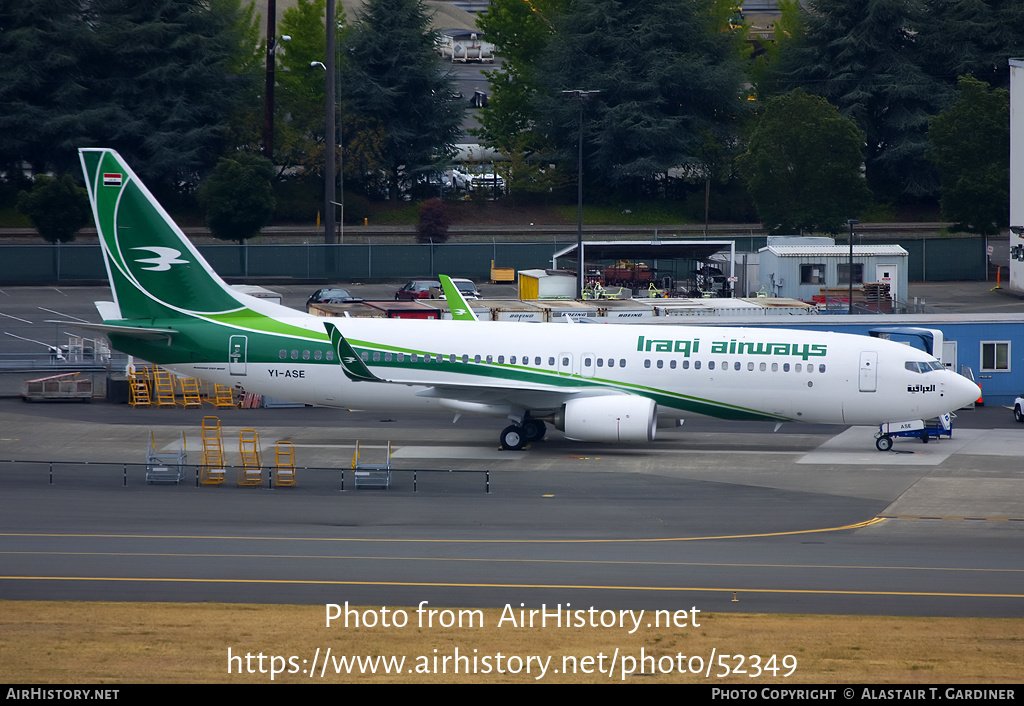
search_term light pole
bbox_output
[311,60,340,245]
[312,0,342,245]
[263,0,277,160]
[847,218,859,315]
[262,5,289,160]
[562,89,600,299]
[325,0,337,245]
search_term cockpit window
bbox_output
[905,361,944,373]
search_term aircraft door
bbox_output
[581,352,596,378]
[558,352,574,376]
[229,335,248,376]
[859,351,877,392]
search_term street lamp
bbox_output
[562,89,600,299]
[847,218,859,315]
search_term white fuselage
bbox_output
[165,310,980,428]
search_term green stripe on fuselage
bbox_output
[204,309,325,341]
[347,341,786,422]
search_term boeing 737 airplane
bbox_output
[76,148,980,450]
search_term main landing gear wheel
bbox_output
[500,425,526,451]
[876,435,893,452]
[522,419,546,442]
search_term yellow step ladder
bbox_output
[128,372,151,407]
[199,416,226,485]
[209,383,235,408]
[238,429,263,487]
[127,364,151,407]
[274,441,296,487]
[152,367,177,407]
[179,377,202,408]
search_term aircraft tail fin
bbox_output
[79,148,245,321]
[439,275,479,321]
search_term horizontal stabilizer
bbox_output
[95,301,123,321]
[43,320,178,342]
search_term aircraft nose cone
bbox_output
[949,372,981,408]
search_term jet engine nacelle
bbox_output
[557,395,657,443]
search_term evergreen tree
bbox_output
[0,0,97,175]
[536,0,745,193]
[927,76,1009,235]
[738,89,871,234]
[0,1,257,189]
[918,0,1024,91]
[340,0,461,199]
[85,0,255,189]
[782,0,949,199]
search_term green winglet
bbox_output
[439,274,479,321]
[324,322,383,383]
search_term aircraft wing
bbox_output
[413,383,629,412]
[324,321,612,408]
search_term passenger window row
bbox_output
[643,359,827,374]
[279,349,333,361]
[276,347,830,376]
[350,351,629,371]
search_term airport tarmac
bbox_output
[1,282,1023,619]
[1,398,1022,618]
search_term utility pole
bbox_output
[562,90,600,299]
[263,0,277,160]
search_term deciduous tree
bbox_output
[17,175,92,243]
[472,0,564,192]
[927,76,1009,235]
[416,197,449,243]
[738,89,871,234]
[274,0,347,175]
[198,153,276,243]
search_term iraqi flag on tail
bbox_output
[103,173,123,187]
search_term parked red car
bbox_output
[395,279,440,300]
